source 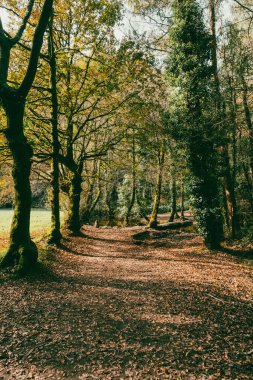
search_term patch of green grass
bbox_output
[0,209,64,234]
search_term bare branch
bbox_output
[19,0,54,96]
[233,0,253,13]
[10,0,35,46]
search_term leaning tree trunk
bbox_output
[66,171,82,234]
[1,102,38,270]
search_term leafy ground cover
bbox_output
[0,225,252,379]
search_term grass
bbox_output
[0,209,64,252]
[0,208,53,234]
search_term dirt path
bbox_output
[0,227,252,379]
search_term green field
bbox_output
[0,209,62,234]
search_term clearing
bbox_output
[0,209,52,235]
[0,226,252,379]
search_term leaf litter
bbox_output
[0,226,252,379]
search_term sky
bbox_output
[0,1,233,39]
[116,1,233,40]
[0,9,8,27]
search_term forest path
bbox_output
[0,226,252,379]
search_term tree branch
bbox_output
[18,0,54,97]
[233,0,253,13]
[10,0,35,46]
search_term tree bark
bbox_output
[149,142,165,228]
[222,145,239,239]
[209,0,239,238]
[1,98,37,270]
[169,177,179,222]
[65,171,82,234]
[48,12,62,244]
[241,76,253,182]
[0,0,54,270]
[180,176,186,220]
[124,134,136,226]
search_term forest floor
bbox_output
[0,224,252,379]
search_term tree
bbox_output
[47,9,62,244]
[166,0,223,249]
[0,0,53,271]
[209,0,240,239]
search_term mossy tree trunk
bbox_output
[48,11,62,244]
[65,168,83,234]
[180,176,186,220]
[169,176,179,222]
[124,187,136,226]
[209,0,239,239]
[189,132,223,250]
[0,0,54,270]
[1,99,38,270]
[81,160,101,224]
[82,188,101,225]
[106,184,118,226]
[124,135,136,226]
[222,146,239,239]
[241,76,253,182]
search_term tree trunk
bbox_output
[180,176,186,220]
[0,0,53,270]
[222,146,240,239]
[124,134,136,226]
[209,0,239,239]
[82,188,101,224]
[66,171,82,234]
[169,177,179,222]
[136,192,150,223]
[1,101,38,270]
[82,161,101,224]
[149,144,165,228]
[242,76,253,182]
[242,163,253,213]
[48,14,62,244]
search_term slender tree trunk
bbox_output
[82,160,101,224]
[180,176,185,220]
[242,76,253,182]
[124,135,136,226]
[106,186,118,226]
[169,177,179,222]
[48,13,62,244]
[136,192,150,223]
[149,143,165,228]
[242,163,253,213]
[124,187,136,226]
[82,188,101,224]
[1,100,37,270]
[209,0,239,238]
[222,145,239,239]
